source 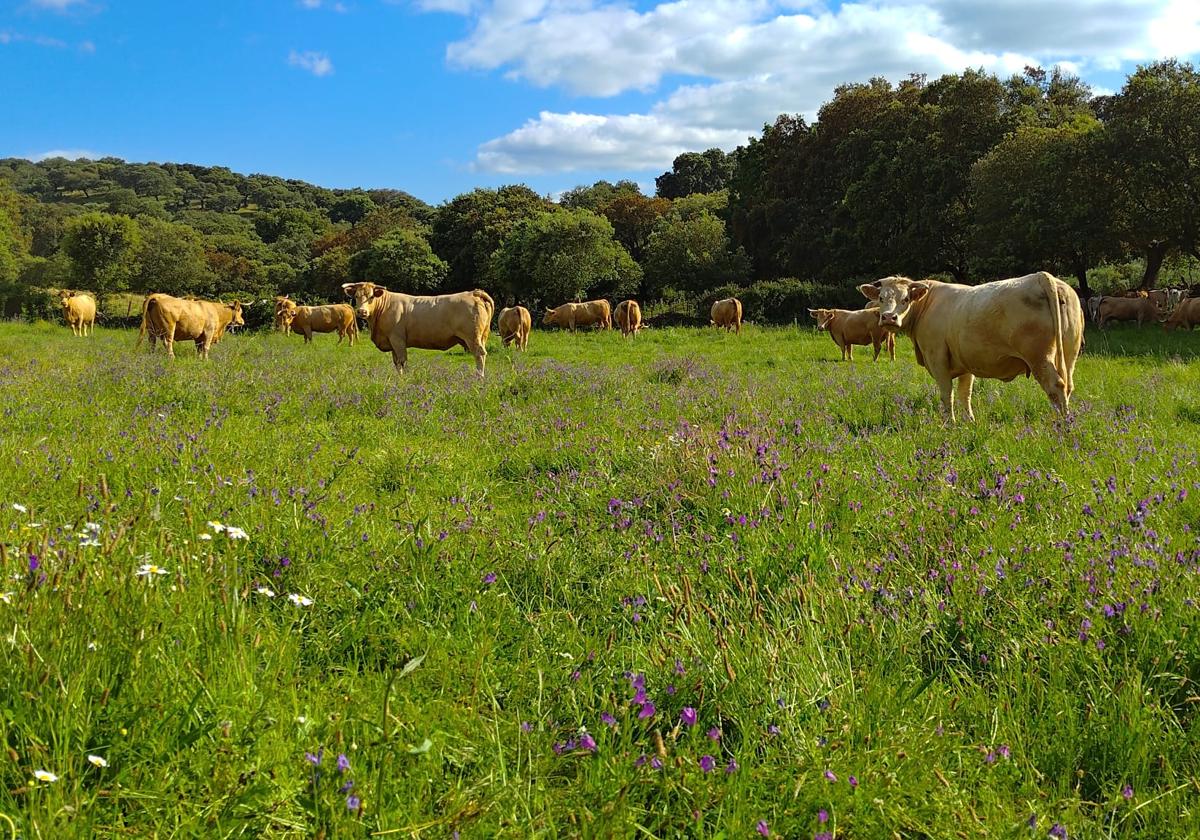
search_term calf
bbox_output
[809,307,895,361]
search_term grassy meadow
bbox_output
[1,319,1199,838]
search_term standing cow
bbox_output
[498,305,531,351]
[342,283,494,378]
[809,307,895,361]
[543,300,612,331]
[60,291,96,337]
[1098,295,1162,328]
[137,294,244,359]
[860,271,1083,419]
[615,299,642,338]
[711,298,742,333]
[279,301,358,345]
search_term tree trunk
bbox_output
[1140,241,1168,290]
[1073,253,1092,298]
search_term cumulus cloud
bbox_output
[421,0,1200,174]
[32,149,103,161]
[288,49,334,76]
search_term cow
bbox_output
[1167,288,1187,310]
[1085,295,1102,324]
[615,299,642,338]
[1163,297,1200,331]
[542,300,612,331]
[342,282,494,378]
[59,291,96,337]
[279,301,358,345]
[1098,295,1162,328]
[710,298,742,333]
[859,271,1083,419]
[498,305,531,351]
[808,307,895,361]
[274,296,293,334]
[136,294,244,359]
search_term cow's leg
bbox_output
[872,337,882,361]
[165,325,177,359]
[468,337,487,378]
[391,346,408,374]
[304,327,313,344]
[888,334,895,361]
[1031,358,1068,415]
[956,374,976,421]
[847,344,854,362]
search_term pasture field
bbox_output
[2,320,1200,839]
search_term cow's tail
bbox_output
[136,295,154,349]
[1040,272,1069,393]
[473,290,495,341]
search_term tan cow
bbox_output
[279,301,358,345]
[59,291,96,337]
[1163,297,1200,331]
[543,300,612,331]
[710,298,742,333]
[808,307,895,361]
[1098,295,1162,328]
[136,294,244,359]
[274,296,293,334]
[615,299,642,338]
[342,282,494,378]
[859,271,1083,419]
[498,306,531,351]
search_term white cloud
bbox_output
[0,30,68,48]
[32,149,103,161]
[28,0,89,10]
[299,0,349,9]
[288,49,334,76]
[420,0,1200,175]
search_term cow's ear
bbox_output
[907,282,930,302]
[341,283,356,297]
[858,283,880,301]
[373,286,386,298]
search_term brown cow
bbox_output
[1098,295,1162,328]
[59,291,96,337]
[1163,297,1200,331]
[498,306,531,351]
[136,294,244,359]
[859,271,1083,419]
[615,299,642,338]
[542,300,612,331]
[710,298,742,333]
[274,296,293,334]
[279,301,358,345]
[808,307,895,361]
[342,283,494,378]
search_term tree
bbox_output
[656,149,737,199]
[131,219,213,295]
[490,209,641,305]
[643,211,748,298]
[349,228,448,293]
[431,186,550,289]
[61,212,141,298]
[1102,60,1200,288]
[329,193,376,225]
[596,193,670,262]
[560,179,643,211]
[254,207,328,245]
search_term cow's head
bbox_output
[343,282,385,319]
[543,308,557,325]
[59,290,73,307]
[276,299,298,328]
[229,300,245,329]
[859,276,929,331]
[808,308,836,331]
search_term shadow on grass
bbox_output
[1082,325,1200,360]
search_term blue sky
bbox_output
[2,0,1197,204]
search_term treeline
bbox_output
[1,60,1198,326]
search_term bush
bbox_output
[696,279,867,325]
[1,285,58,321]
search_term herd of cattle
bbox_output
[51,272,1198,419]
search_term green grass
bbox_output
[1,320,1199,838]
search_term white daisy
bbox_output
[12,503,27,513]
[288,593,313,607]
[255,586,276,598]
[33,770,58,782]
[136,564,169,577]
[87,755,108,768]
[225,526,249,540]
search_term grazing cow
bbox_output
[808,307,895,361]
[615,299,642,338]
[1098,295,1162,328]
[59,291,96,337]
[279,301,358,345]
[859,271,1083,419]
[542,300,612,331]
[1086,295,1102,324]
[342,282,494,378]
[136,294,244,359]
[498,305,531,350]
[710,298,742,333]
[1163,297,1200,331]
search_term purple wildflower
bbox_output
[1122,783,1133,800]
[848,775,858,788]
[650,756,663,770]
[707,727,721,741]
[999,744,1010,759]
[681,707,698,727]
[638,702,656,720]
[823,769,837,782]
[1049,824,1067,839]
[818,810,828,824]
[521,721,533,733]
[699,755,715,773]
[579,732,597,752]
[482,572,496,585]
[305,748,323,766]
[756,821,770,837]
[28,555,39,573]
[346,794,360,812]
[674,659,685,675]
[725,757,739,774]
[601,712,616,727]
[337,754,350,773]
[340,780,354,793]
